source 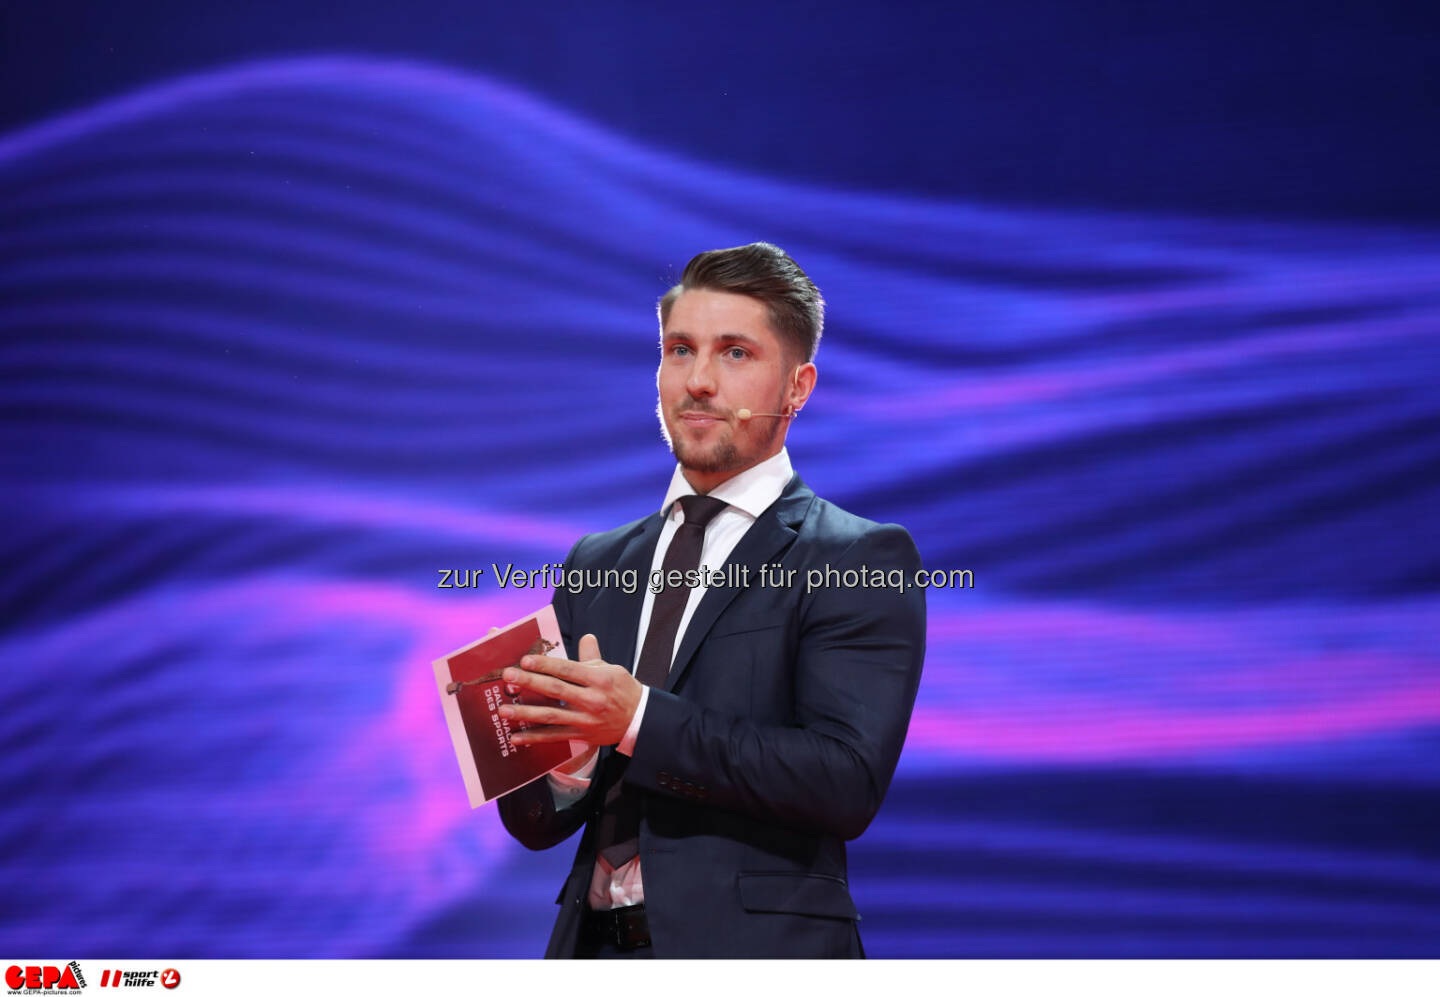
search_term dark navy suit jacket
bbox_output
[498,473,926,958]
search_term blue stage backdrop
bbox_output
[2,14,1439,959]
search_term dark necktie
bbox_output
[594,493,729,869]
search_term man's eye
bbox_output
[727,347,747,359]
[669,344,691,356]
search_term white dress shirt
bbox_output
[546,447,795,910]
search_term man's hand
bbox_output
[499,633,642,748]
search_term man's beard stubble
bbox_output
[675,435,741,474]
[657,395,785,474]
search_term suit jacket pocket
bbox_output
[737,872,858,920]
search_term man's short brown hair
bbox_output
[658,242,825,364]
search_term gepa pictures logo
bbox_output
[5,963,85,991]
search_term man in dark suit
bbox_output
[496,242,926,958]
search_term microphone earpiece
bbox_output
[737,371,804,421]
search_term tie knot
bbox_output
[676,494,728,530]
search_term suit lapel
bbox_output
[596,513,664,676]
[665,474,815,693]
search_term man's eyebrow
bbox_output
[661,331,765,348]
[715,332,764,347]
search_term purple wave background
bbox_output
[2,57,1438,957]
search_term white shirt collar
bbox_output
[660,447,794,522]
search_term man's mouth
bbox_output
[678,410,725,425]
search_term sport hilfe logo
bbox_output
[95,970,179,989]
[4,964,84,991]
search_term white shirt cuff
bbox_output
[546,748,598,810]
[617,685,649,757]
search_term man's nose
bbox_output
[686,353,717,396]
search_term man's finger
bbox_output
[511,725,584,745]
[577,632,602,663]
[505,667,589,703]
[501,703,588,728]
[520,654,588,683]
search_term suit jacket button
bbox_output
[527,803,544,820]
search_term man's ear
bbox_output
[788,362,818,415]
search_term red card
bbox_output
[433,605,586,806]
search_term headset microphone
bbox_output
[738,370,804,421]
